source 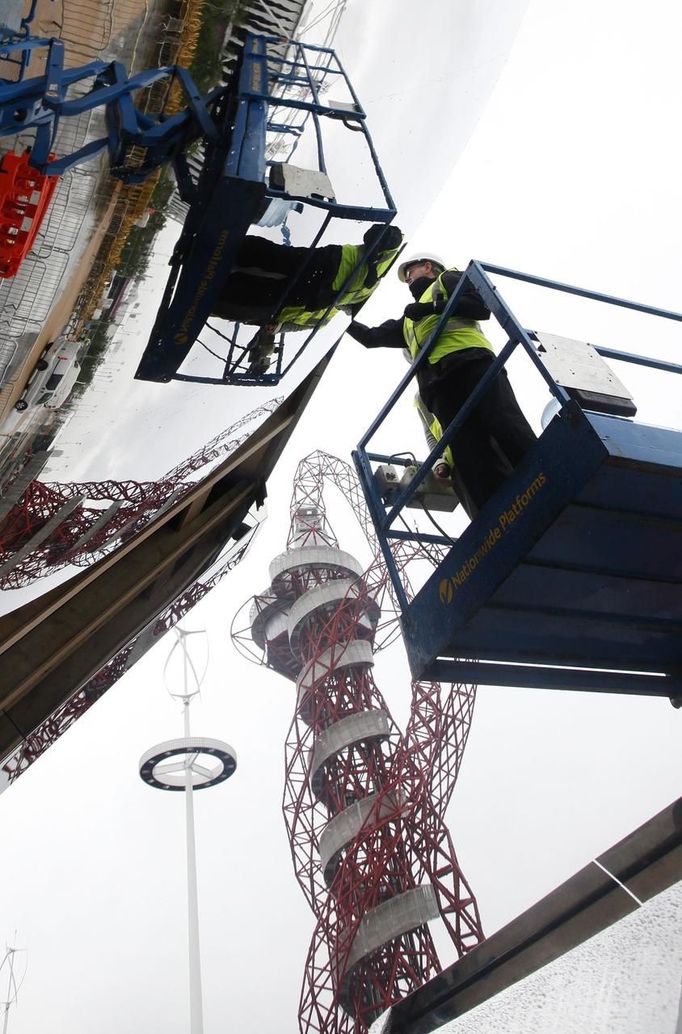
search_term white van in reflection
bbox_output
[15,338,81,412]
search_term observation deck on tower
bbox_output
[354,262,682,699]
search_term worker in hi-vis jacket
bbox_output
[212,224,403,332]
[346,254,536,517]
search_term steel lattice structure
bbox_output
[1,520,259,789]
[232,451,483,1034]
[0,399,279,587]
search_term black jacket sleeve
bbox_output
[438,270,490,321]
[346,318,405,348]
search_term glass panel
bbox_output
[372,881,682,1034]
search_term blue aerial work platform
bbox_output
[353,263,682,700]
[0,31,397,386]
[134,34,397,386]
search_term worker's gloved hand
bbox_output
[403,301,435,320]
[363,224,403,251]
[346,321,372,345]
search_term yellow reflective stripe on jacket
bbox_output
[414,394,454,470]
[402,268,492,363]
[276,304,338,328]
[429,412,454,470]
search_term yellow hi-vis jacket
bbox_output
[277,242,402,330]
[402,268,493,363]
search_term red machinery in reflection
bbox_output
[0,149,58,277]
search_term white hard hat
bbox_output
[397,254,446,283]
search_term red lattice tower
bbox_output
[0,400,279,587]
[232,452,483,1034]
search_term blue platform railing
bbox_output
[140,32,399,385]
[353,261,682,613]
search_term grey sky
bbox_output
[1,1,681,1032]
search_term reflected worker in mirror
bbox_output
[212,224,403,333]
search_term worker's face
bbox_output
[405,260,435,285]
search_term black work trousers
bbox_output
[212,237,340,321]
[422,348,537,518]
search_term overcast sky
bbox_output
[1,1,681,1031]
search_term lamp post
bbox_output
[139,627,236,1034]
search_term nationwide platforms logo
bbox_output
[438,472,547,604]
[173,229,230,346]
